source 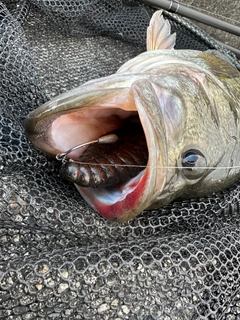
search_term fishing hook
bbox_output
[56,134,118,163]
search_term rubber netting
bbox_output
[1,1,240,319]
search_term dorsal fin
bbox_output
[197,52,240,79]
[147,10,176,51]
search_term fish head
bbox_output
[25,59,236,222]
[24,74,166,221]
[25,9,240,221]
[127,68,230,211]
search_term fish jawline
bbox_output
[75,168,149,222]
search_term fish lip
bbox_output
[24,109,62,157]
[75,168,150,222]
[24,113,37,138]
[24,84,137,156]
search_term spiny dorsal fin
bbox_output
[197,52,240,78]
[147,10,176,51]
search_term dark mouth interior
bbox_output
[61,116,148,188]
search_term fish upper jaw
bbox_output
[24,84,137,158]
[24,110,62,157]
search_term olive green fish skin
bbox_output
[115,49,240,213]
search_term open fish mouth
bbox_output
[60,116,148,189]
[69,115,150,221]
[24,83,159,221]
[24,8,178,221]
[25,72,170,221]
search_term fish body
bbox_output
[25,11,240,221]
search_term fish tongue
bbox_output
[61,117,148,188]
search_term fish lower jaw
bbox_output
[75,169,148,222]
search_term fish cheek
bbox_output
[151,82,185,148]
[131,79,168,200]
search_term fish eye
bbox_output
[181,149,207,180]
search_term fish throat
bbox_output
[60,116,148,189]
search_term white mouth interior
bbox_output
[50,107,148,205]
[51,108,136,158]
[77,170,145,206]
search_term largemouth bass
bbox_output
[25,10,240,222]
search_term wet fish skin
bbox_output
[25,10,240,222]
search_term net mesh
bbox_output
[0,1,240,319]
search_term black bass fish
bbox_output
[25,10,240,222]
